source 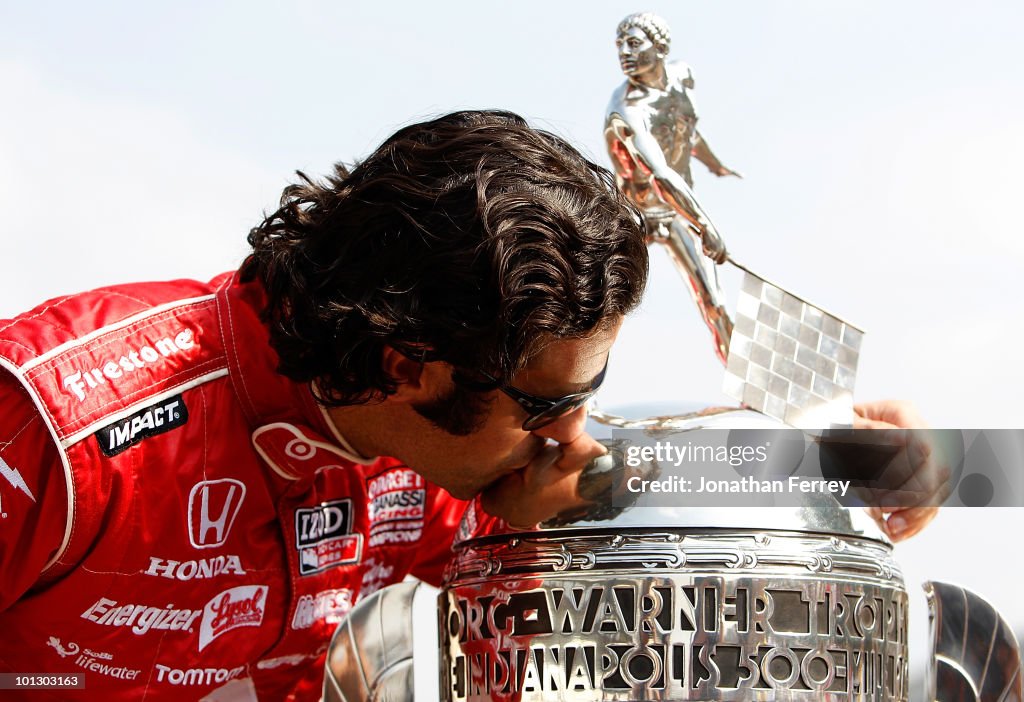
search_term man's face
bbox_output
[402,321,621,503]
[616,26,663,83]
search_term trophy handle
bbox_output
[324,581,423,702]
[925,580,1023,701]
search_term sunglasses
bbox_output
[455,358,609,431]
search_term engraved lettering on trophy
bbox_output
[445,576,908,698]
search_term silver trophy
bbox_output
[324,414,1022,701]
[439,410,914,701]
[322,13,1022,702]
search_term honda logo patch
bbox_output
[188,479,246,549]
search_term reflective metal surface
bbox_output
[722,270,863,429]
[440,410,909,700]
[605,12,738,364]
[925,581,1023,702]
[325,581,420,702]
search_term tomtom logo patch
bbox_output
[294,499,361,576]
[94,395,188,457]
[188,479,246,549]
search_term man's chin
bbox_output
[478,469,526,523]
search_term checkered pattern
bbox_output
[723,272,863,429]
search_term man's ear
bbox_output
[380,346,448,403]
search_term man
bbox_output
[605,12,740,364]
[0,109,937,701]
[0,110,649,699]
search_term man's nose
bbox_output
[530,404,589,445]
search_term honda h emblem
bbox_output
[188,479,246,549]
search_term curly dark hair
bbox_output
[241,110,648,411]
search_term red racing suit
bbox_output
[0,272,467,700]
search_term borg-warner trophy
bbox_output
[323,13,1023,702]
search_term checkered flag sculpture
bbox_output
[723,265,863,429]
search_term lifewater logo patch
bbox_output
[94,395,187,456]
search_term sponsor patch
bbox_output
[62,328,197,403]
[154,663,246,686]
[359,558,396,599]
[188,479,246,549]
[199,585,268,652]
[0,456,35,519]
[81,597,202,636]
[256,653,318,670]
[46,637,141,681]
[94,394,188,457]
[144,555,245,581]
[291,588,353,630]
[294,499,362,576]
[366,468,425,547]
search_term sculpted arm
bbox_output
[616,107,727,262]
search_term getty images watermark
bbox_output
[624,439,851,497]
[609,428,1024,509]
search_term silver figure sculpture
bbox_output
[605,12,740,364]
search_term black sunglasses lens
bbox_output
[521,394,592,431]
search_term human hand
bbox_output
[850,400,950,541]
[700,223,728,264]
[479,433,605,528]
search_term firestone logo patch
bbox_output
[198,585,268,652]
[62,329,197,402]
[294,499,361,576]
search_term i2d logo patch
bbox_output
[94,394,188,457]
[294,499,362,576]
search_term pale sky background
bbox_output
[1,0,1022,689]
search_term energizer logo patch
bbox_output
[94,395,188,457]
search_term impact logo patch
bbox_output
[294,499,362,576]
[95,395,188,457]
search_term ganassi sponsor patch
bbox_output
[366,468,425,547]
[94,394,188,456]
[294,499,362,576]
